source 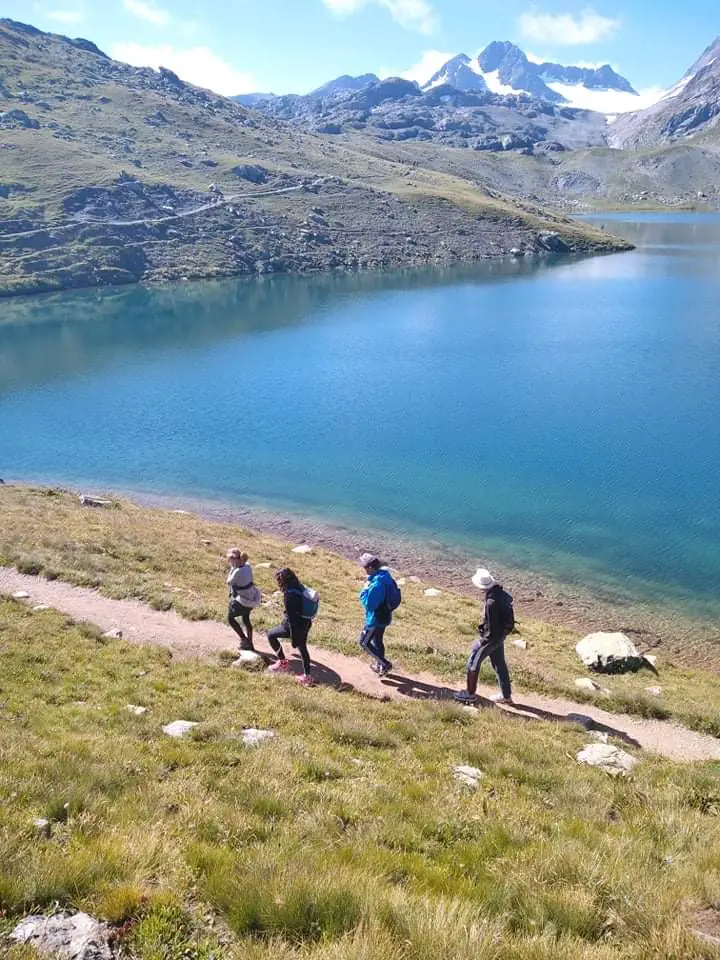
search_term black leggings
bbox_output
[267,620,311,675]
[228,600,254,649]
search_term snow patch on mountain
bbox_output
[546,82,665,114]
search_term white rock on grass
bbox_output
[396,578,407,586]
[12,591,30,600]
[127,705,148,716]
[575,677,604,693]
[11,912,113,959]
[33,604,51,612]
[242,728,275,747]
[162,720,198,738]
[231,650,264,670]
[102,629,122,640]
[424,588,442,597]
[576,632,642,674]
[453,765,483,788]
[512,638,528,649]
[577,743,638,777]
[255,562,272,569]
[33,818,51,838]
[292,544,312,554]
[645,686,663,697]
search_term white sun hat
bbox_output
[471,568,497,590]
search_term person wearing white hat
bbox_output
[454,568,514,705]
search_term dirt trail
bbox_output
[2,567,719,764]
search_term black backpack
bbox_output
[499,589,516,635]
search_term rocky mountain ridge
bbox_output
[0,17,625,298]
[609,36,720,147]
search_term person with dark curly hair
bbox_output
[266,567,315,687]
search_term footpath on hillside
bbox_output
[2,566,719,764]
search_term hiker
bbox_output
[266,567,317,687]
[455,568,514,705]
[358,553,401,676]
[226,549,261,651]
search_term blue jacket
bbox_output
[360,568,394,627]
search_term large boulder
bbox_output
[11,913,113,959]
[576,632,644,674]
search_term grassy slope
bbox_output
[1,486,719,739]
[1,598,719,960]
[0,19,627,297]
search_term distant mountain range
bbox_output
[234,36,720,154]
[236,41,646,116]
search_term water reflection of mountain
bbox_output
[0,257,567,395]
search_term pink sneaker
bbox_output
[268,659,290,674]
[297,674,314,688]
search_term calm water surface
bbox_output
[2,214,720,615]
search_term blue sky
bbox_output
[6,0,719,96]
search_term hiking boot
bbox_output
[377,661,393,677]
[491,693,513,705]
[454,690,477,704]
[369,661,381,674]
[267,659,290,674]
[297,674,314,687]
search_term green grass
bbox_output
[1,485,720,738]
[0,597,719,959]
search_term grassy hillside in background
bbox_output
[1,597,719,959]
[0,18,627,299]
[1,485,719,738]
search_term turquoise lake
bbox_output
[2,213,720,615]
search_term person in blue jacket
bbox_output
[358,553,395,676]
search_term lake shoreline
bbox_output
[11,478,716,664]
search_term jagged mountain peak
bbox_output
[310,72,379,98]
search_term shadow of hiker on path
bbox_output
[380,672,642,749]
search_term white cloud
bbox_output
[518,8,620,46]
[110,42,256,95]
[383,48,454,84]
[122,0,171,27]
[322,0,437,35]
[45,8,85,23]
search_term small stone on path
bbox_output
[102,628,122,640]
[162,720,198,738]
[453,764,483,788]
[255,562,272,568]
[127,704,148,716]
[33,604,51,612]
[292,544,312,554]
[231,650,264,670]
[396,577,407,586]
[12,590,30,599]
[242,728,275,746]
[11,912,113,959]
[424,588,442,597]
[512,637,528,649]
[577,743,638,776]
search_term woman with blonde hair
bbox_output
[226,548,262,651]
